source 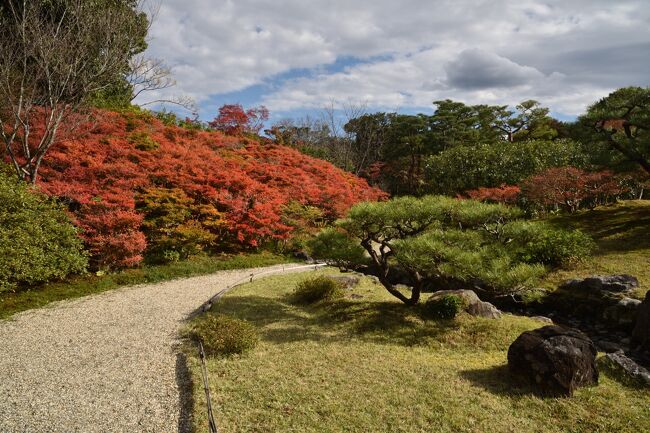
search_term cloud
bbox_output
[137,0,650,117]
[445,49,544,89]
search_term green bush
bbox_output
[0,168,88,292]
[128,131,159,151]
[187,314,259,357]
[307,228,367,268]
[292,276,345,304]
[423,295,463,320]
[424,139,589,195]
[503,221,595,266]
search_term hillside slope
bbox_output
[36,110,385,268]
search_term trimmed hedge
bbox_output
[292,276,345,304]
[187,314,259,357]
[0,168,88,292]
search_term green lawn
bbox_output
[542,200,650,299]
[186,269,650,433]
[0,253,292,320]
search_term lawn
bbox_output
[0,253,293,320]
[185,269,650,433]
[541,200,650,299]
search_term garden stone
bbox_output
[325,275,360,289]
[560,275,639,293]
[598,351,650,387]
[632,291,650,351]
[466,300,502,319]
[596,341,623,353]
[427,289,501,319]
[603,297,642,327]
[293,250,313,262]
[532,316,554,324]
[508,325,598,396]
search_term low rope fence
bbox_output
[196,262,328,433]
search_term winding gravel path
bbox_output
[0,264,313,433]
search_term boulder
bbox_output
[325,275,360,289]
[466,300,502,319]
[595,340,623,353]
[427,289,501,319]
[560,275,639,293]
[531,316,554,324]
[293,250,313,262]
[632,291,650,351]
[603,297,642,327]
[507,325,599,396]
[598,351,650,387]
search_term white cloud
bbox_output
[138,0,650,117]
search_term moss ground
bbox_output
[541,200,650,300]
[187,269,650,433]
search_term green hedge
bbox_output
[0,169,88,292]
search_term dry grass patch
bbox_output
[185,269,650,433]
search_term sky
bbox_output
[137,0,650,123]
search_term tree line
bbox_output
[268,90,650,199]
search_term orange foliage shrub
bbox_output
[37,110,386,268]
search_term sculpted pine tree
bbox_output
[583,87,650,174]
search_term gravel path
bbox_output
[0,264,313,433]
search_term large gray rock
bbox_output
[508,325,599,396]
[325,275,360,289]
[603,297,642,327]
[632,291,650,351]
[560,275,639,293]
[427,289,501,319]
[466,300,502,319]
[598,351,650,387]
[293,250,313,262]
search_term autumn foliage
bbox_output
[465,184,521,204]
[208,104,269,135]
[465,167,630,213]
[34,109,385,269]
[520,167,629,212]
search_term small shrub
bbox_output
[128,131,159,151]
[292,276,345,304]
[504,221,595,266]
[307,228,367,269]
[186,315,259,357]
[423,295,463,320]
[0,168,88,292]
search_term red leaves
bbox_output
[37,109,384,268]
[465,167,632,213]
[519,167,630,212]
[465,184,521,204]
[208,104,269,135]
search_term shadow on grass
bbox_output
[548,203,650,254]
[175,352,194,433]
[459,364,549,398]
[212,294,460,347]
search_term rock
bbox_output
[596,341,623,353]
[603,297,642,327]
[427,289,501,319]
[325,275,360,289]
[598,351,650,387]
[293,250,313,262]
[560,275,639,293]
[466,300,502,319]
[429,289,480,305]
[531,316,554,324]
[632,291,650,351]
[507,325,599,396]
